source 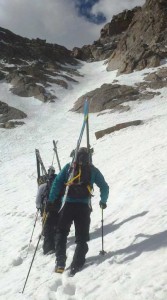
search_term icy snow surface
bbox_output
[0,60,167,300]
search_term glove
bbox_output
[99,201,107,209]
[45,202,57,213]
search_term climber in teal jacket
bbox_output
[47,147,109,276]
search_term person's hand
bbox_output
[99,201,107,209]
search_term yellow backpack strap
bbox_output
[42,210,48,226]
[66,166,81,186]
[87,185,94,197]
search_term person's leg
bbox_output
[43,214,55,254]
[71,204,91,273]
[55,203,73,270]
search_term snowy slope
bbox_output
[0,60,167,300]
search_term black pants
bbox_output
[55,202,91,268]
[43,211,59,254]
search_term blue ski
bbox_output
[59,99,89,212]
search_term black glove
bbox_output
[45,202,57,213]
[99,201,107,209]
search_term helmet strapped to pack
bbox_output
[70,147,94,165]
[76,147,89,166]
[47,166,56,189]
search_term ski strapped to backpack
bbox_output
[85,98,93,209]
[53,140,61,171]
[35,149,48,185]
[59,99,89,212]
[35,149,55,215]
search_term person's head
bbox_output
[48,166,55,176]
[70,147,94,165]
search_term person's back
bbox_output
[36,166,59,255]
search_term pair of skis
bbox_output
[35,98,90,212]
[59,99,90,212]
[35,140,61,185]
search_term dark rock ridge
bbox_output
[71,8,138,62]
[71,83,159,113]
[95,120,143,139]
[0,101,27,128]
[0,27,80,101]
[0,27,77,65]
[107,0,167,73]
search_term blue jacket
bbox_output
[49,163,109,205]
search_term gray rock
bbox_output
[137,67,167,90]
[71,83,158,113]
[0,101,26,127]
[4,121,25,129]
[95,120,143,139]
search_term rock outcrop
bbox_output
[72,0,167,75]
[0,27,80,102]
[0,101,27,128]
[71,8,138,62]
[139,67,167,90]
[95,120,143,139]
[0,28,77,65]
[71,83,159,113]
[107,0,167,74]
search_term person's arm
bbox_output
[49,163,70,203]
[93,166,109,204]
[35,184,46,209]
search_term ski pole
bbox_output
[35,150,41,184]
[99,208,106,255]
[53,140,61,171]
[21,213,49,294]
[51,151,55,166]
[24,210,39,259]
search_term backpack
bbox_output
[67,164,91,199]
[40,174,56,212]
[38,174,48,186]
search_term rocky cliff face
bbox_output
[0,27,79,102]
[107,0,167,73]
[72,0,167,75]
[71,8,139,62]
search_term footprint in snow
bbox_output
[50,278,62,292]
[21,245,27,251]
[12,256,23,266]
[62,283,76,296]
